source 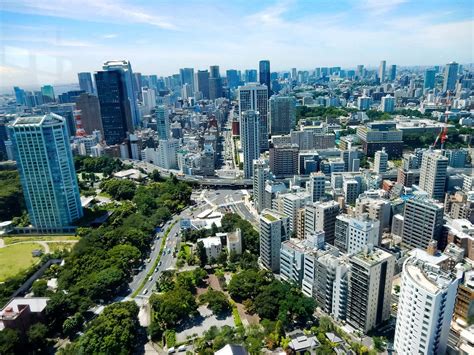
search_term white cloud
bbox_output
[2,0,178,30]
[359,0,408,15]
[101,34,118,39]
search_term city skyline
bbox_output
[1,0,473,88]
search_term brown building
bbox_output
[0,297,49,334]
[454,270,474,325]
[75,93,103,136]
[445,191,474,223]
[295,208,305,239]
[269,144,299,178]
[397,168,420,187]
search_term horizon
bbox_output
[1,0,473,89]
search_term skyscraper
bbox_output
[307,172,326,202]
[244,69,258,83]
[226,69,240,89]
[196,70,210,99]
[402,193,444,249]
[13,86,26,106]
[419,150,448,200]
[95,70,133,145]
[240,110,260,179]
[259,60,271,95]
[75,93,103,136]
[78,72,95,94]
[389,64,397,81]
[259,209,290,272]
[394,256,459,355]
[209,65,222,100]
[238,83,269,152]
[378,60,386,82]
[424,68,436,89]
[102,60,140,128]
[304,201,340,244]
[442,61,459,92]
[179,68,195,89]
[9,114,83,230]
[268,96,296,135]
[155,105,170,140]
[41,85,55,103]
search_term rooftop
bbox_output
[405,257,456,294]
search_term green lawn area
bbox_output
[2,235,79,245]
[46,242,77,252]
[0,243,44,281]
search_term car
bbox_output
[167,347,175,354]
[151,245,155,250]
[146,258,151,263]
[148,276,153,282]
[178,345,186,352]
[158,261,162,266]
[162,251,166,256]
[142,289,148,295]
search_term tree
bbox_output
[0,170,25,221]
[62,312,84,337]
[27,323,49,351]
[31,279,49,297]
[74,302,140,355]
[197,241,208,267]
[150,169,161,182]
[150,287,198,329]
[228,269,273,302]
[100,179,136,200]
[373,336,386,352]
[0,328,21,355]
[199,289,231,315]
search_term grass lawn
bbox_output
[0,243,44,281]
[46,242,76,252]
[2,235,79,245]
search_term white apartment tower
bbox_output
[419,149,448,201]
[259,209,290,272]
[394,257,459,355]
[240,110,260,178]
[238,83,269,151]
[307,172,326,202]
[253,158,272,213]
[374,147,388,174]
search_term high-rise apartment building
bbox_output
[9,114,83,230]
[279,192,311,233]
[334,214,380,254]
[259,60,271,95]
[75,93,103,136]
[155,105,170,140]
[389,64,397,81]
[419,150,448,201]
[380,95,395,113]
[78,72,95,94]
[394,256,459,355]
[253,158,272,213]
[226,69,240,89]
[443,61,459,92]
[259,209,290,272]
[347,247,395,333]
[269,144,299,178]
[240,110,260,179]
[208,65,223,100]
[374,147,388,174]
[95,70,133,145]
[304,201,340,244]
[402,193,444,249]
[238,83,269,152]
[102,60,140,128]
[244,69,258,83]
[268,95,296,135]
[307,172,326,203]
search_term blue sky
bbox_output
[0,0,473,88]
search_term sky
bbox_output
[0,0,473,89]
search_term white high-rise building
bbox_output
[335,214,380,254]
[240,110,260,178]
[238,83,269,151]
[259,209,290,272]
[307,172,326,202]
[157,139,179,169]
[419,150,448,201]
[142,87,156,114]
[253,158,272,213]
[394,256,459,355]
[378,60,386,82]
[280,191,311,233]
[374,147,388,174]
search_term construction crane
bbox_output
[432,91,452,149]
